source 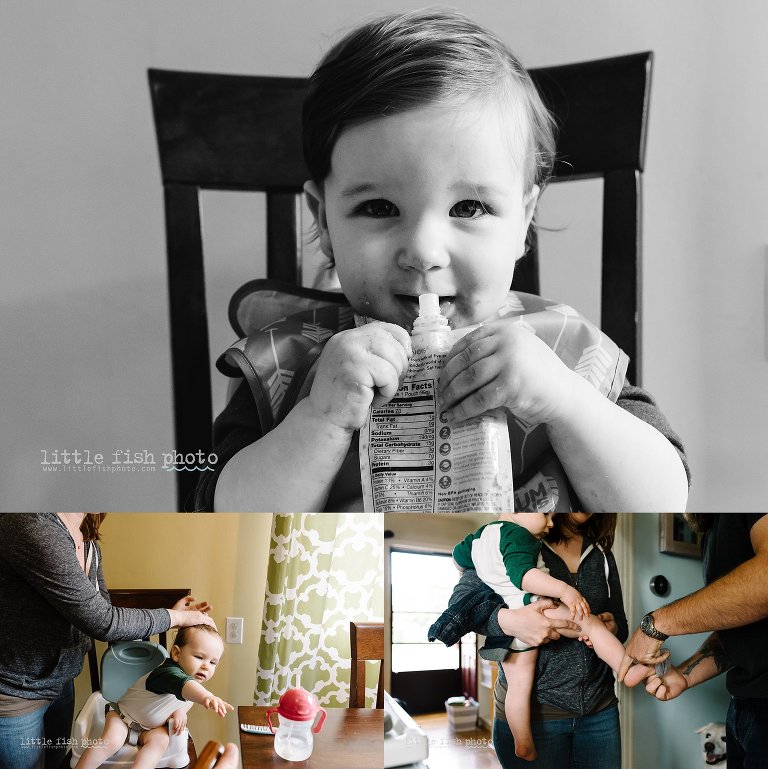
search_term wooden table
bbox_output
[238,705,383,768]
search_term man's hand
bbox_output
[618,627,669,682]
[497,599,581,647]
[643,663,690,701]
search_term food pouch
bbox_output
[359,294,515,512]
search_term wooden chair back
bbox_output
[149,52,652,508]
[86,587,191,692]
[349,621,384,709]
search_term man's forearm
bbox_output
[653,552,768,636]
[678,633,729,688]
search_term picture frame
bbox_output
[659,513,701,558]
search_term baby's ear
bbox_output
[171,644,181,661]
[523,185,540,227]
[303,180,334,259]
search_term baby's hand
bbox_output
[438,319,578,425]
[309,322,412,430]
[559,585,590,621]
[204,696,234,718]
[170,708,187,735]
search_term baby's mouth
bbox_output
[395,294,456,322]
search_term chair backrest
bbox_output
[86,587,191,693]
[149,52,652,509]
[349,621,384,709]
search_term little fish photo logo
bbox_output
[40,448,217,473]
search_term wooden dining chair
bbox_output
[149,51,652,509]
[349,621,384,709]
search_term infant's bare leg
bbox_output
[501,649,538,761]
[542,604,650,685]
[131,725,170,769]
[74,711,128,769]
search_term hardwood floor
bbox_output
[414,712,501,769]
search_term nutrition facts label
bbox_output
[367,378,438,512]
[360,334,514,513]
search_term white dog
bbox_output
[696,722,727,766]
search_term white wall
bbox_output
[3,0,767,510]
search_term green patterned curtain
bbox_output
[254,513,383,707]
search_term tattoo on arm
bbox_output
[682,633,729,676]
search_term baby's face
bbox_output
[172,629,224,683]
[306,102,537,330]
[511,511,555,539]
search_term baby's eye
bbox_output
[357,199,398,217]
[450,200,490,219]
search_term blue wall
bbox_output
[629,514,730,769]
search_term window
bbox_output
[390,550,460,673]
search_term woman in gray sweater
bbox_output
[0,513,214,769]
[441,513,629,769]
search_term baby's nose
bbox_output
[396,217,449,272]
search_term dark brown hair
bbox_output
[80,513,107,542]
[546,513,618,552]
[303,9,556,211]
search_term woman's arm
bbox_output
[446,570,579,646]
[12,515,169,641]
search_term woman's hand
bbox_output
[497,599,581,647]
[172,595,212,614]
[169,596,216,630]
[309,322,412,430]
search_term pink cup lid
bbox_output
[275,688,321,722]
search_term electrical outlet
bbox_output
[225,617,244,644]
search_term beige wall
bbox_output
[3,0,767,510]
[73,513,273,749]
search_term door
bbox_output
[389,548,475,714]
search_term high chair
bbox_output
[149,52,652,509]
[70,588,196,769]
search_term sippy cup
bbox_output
[266,688,327,761]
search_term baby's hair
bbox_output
[303,8,556,203]
[173,624,222,648]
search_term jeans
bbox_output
[493,703,621,769]
[726,696,768,769]
[0,681,74,769]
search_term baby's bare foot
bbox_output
[622,661,653,687]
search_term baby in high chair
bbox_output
[75,625,233,769]
[454,512,652,761]
[201,8,689,513]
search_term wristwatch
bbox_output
[640,612,669,641]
